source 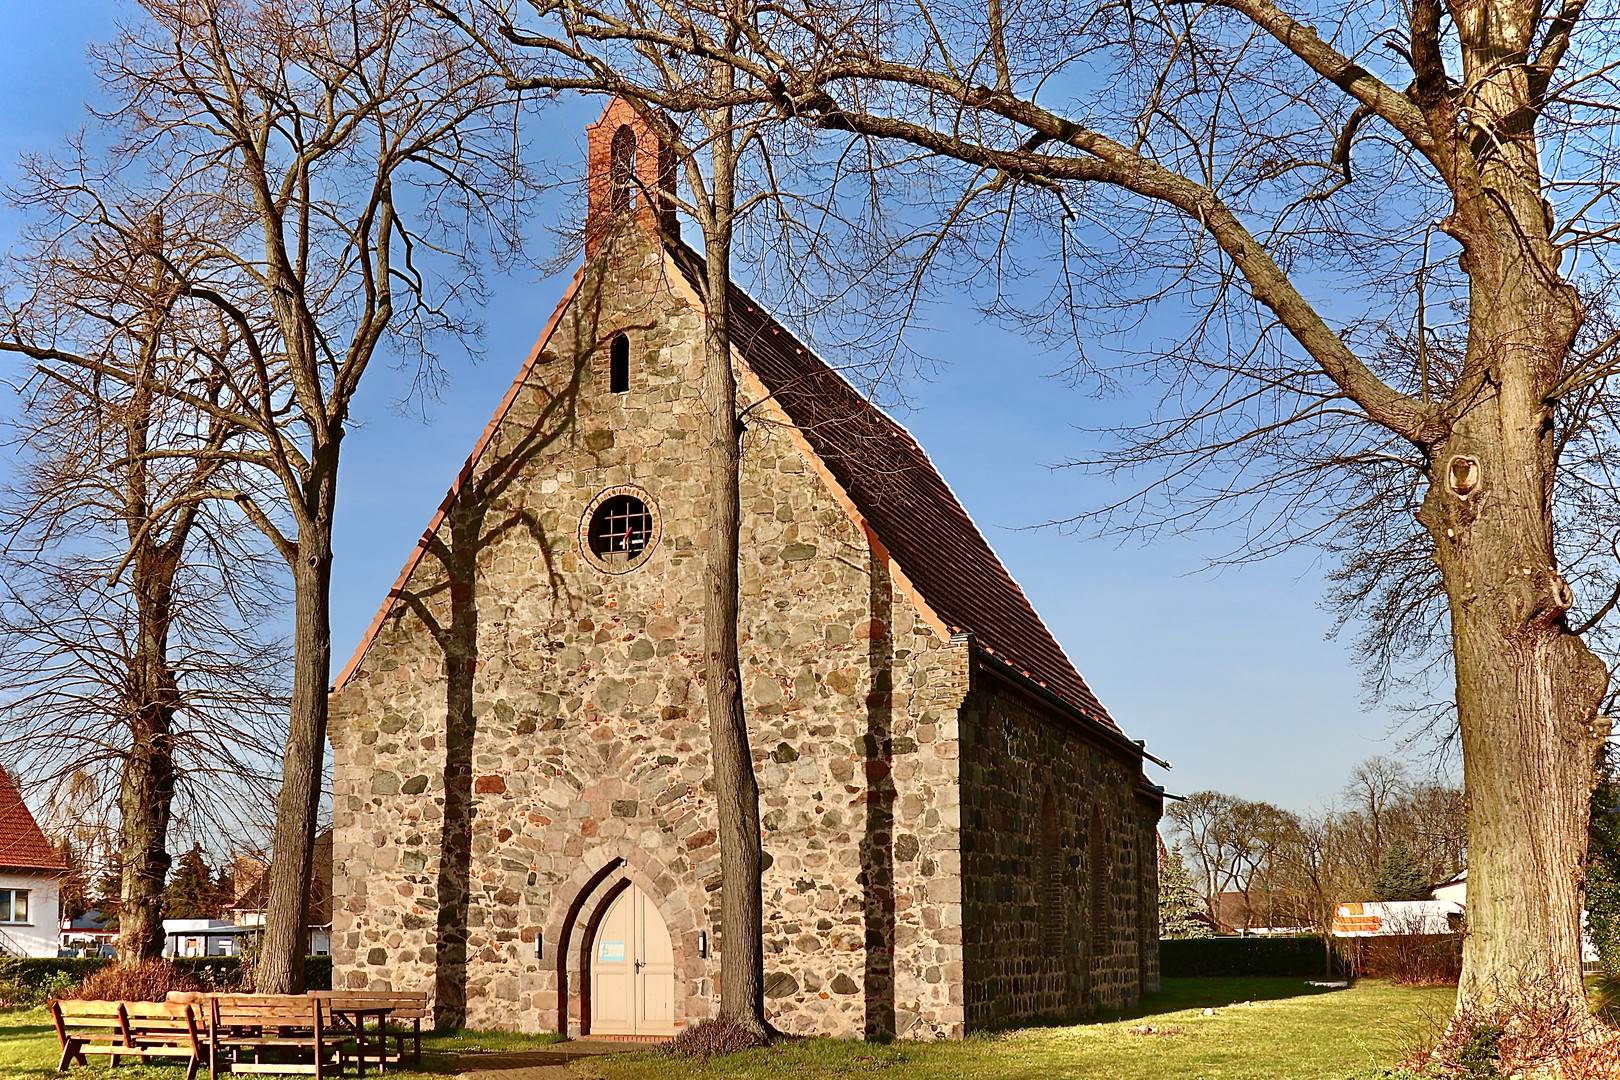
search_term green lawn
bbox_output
[578,979,1458,1080]
[0,980,1453,1080]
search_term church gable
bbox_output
[327,211,971,1037]
[334,221,911,696]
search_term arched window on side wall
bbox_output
[1090,805,1109,951]
[609,333,630,393]
[1040,788,1063,950]
[610,126,637,213]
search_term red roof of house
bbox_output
[0,765,66,873]
[668,242,1118,731]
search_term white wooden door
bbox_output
[590,884,675,1036]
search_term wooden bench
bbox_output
[310,991,429,1068]
[50,1000,208,1080]
[207,994,347,1079]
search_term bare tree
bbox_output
[1403,782,1468,886]
[1168,792,1302,930]
[579,0,1620,1023]
[1165,790,1243,922]
[423,0,880,1035]
[1229,800,1301,932]
[1273,811,1360,967]
[0,0,531,991]
[0,207,287,960]
[1342,755,1410,879]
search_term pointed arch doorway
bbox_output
[589,883,675,1036]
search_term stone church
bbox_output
[328,101,1165,1041]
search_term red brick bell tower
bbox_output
[585,97,678,257]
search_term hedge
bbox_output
[0,955,332,991]
[1159,935,1338,978]
[0,957,113,988]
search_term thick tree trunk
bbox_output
[115,678,176,961]
[255,521,334,994]
[115,362,181,963]
[1418,275,1610,1017]
[699,220,769,1035]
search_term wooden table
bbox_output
[323,1005,395,1075]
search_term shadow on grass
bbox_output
[1090,976,1353,1023]
[958,977,1354,1036]
[0,1009,188,1079]
[406,1029,575,1076]
[1589,972,1620,1025]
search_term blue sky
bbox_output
[0,0,1426,815]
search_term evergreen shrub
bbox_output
[1587,744,1620,977]
[0,957,112,1005]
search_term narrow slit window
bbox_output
[610,125,637,213]
[610,333,630,393]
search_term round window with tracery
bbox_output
[580,487,660,572]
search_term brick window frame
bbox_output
[1039,787,1063,951]
[580,485,661,574]
[1090,805,1109,951]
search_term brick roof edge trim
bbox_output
[661,251,1140,765]
[662,240,1122,734]
[330,254,956,695]
[334,267,588,691]
[968,644,1150,766]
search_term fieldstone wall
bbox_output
[328,208,1157,1041]
[327,220,966,1039]
[957,670,1160,1029]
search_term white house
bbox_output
[1424,869,1599,965]
[0,765,65,957]
[1331,900,1465,937]
[1431,869,1467,906]
[161,918,256,958]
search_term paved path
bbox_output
[451,1037,662,1080]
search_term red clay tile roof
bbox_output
[667,242,1119,732]
[0,765,66,873]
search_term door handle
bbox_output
[634,960,645,973]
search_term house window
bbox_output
[0,889,30,924]
[610,125,637,213]
[610,333,630,393]
[588,494,654,559]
